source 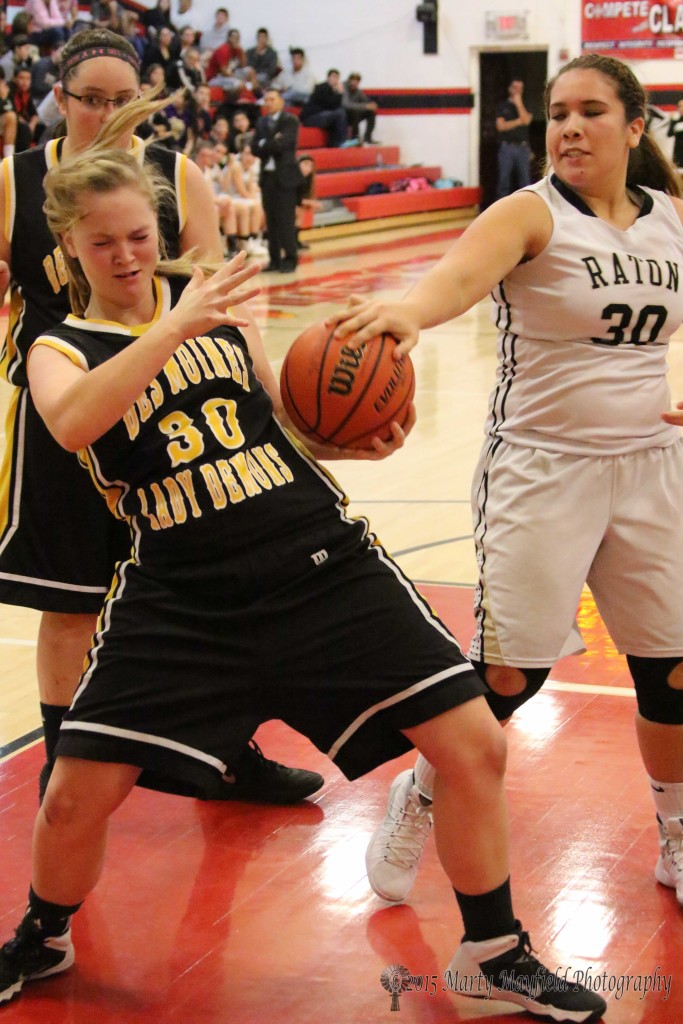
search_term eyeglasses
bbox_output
[62,88,137,112]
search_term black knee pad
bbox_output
[627,655,683,724]
[470,660,550,722]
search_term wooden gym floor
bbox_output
[1,222,683,1024]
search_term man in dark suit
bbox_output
[253,87,303,273]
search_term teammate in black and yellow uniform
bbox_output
[0,28,324,803]
[0,104,605,1024]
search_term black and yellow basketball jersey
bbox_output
[1,137,188,388]
[31,275,355,562]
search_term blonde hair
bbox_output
[43,94,220,316]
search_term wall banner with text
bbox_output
[582,2,683,59]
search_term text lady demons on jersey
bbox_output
[26,277,344,557]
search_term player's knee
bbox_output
[470,660,550,721]
[627,655,683,723]
[42,780,91,830]
[440,720,507,790]
[485,665,527,696]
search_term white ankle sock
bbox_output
[649,776,683,836]
[413,754,435,802]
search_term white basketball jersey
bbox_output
[485,174,683,455]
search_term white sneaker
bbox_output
[446,927,606,1023]
[365,769,432,902]
[655,816,683,904]
[247,238,269,256]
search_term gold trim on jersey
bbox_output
[0,385,22,543]
[44,138,61,172]
[176,154,188,234]
[62,277,170,336]
[30,335,90,371]
[2,156,14,243]
[130,135,145,166]
[77,444,129,522]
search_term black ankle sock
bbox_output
[28,886,81,935]
[454,878,516,943]
[40,703,67,764]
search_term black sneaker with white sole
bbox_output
[447,924,606,1023]
[0,914,74,1005]
[200,741,324,804]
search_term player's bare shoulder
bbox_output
[503,188,554,262]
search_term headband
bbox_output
[61,46,140,79]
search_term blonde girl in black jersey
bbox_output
[0,27,328,804]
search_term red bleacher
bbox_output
[295,128,481,230]
[314,165,443,199]
[297,126,329,149]
[304,146,400,170]
[342,186,481,220]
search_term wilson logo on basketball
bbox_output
[328,344,368,396]
[280,321,415,450]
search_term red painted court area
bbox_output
[0,584,680,1024]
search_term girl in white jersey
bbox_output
[330,53,683,948]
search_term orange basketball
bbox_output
[280,322,415,449]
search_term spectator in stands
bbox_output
[30,39,63,103]
[116,10,145,63]
[178,25,198,53]
[246,28,279,90]
[295,153,322,251]
[0,70,19,158]
[200,7,230,60]
[35,85,61,143]
[194,82,215,138]
[301,68,348,148]
[228,109,253,152]
[210,115,230,149]
[9,10,36,40]
[213,141,230,171]
[163,88,197,154]
[495,77,532,198]
[253,86,303,273]
[0,35,37,83]
[141,0,176,42]
[668,98,683,169]
[343,71,379,144]
[144,62,169,100]
[89,1,122,32]
[24,0,76,48]
[10,66,39,150]
[225,141,267,255]
[193,139,238,255]
[148,108,185,151]
[169,45,205,91]
[207,27,257,97]
[143,25,180,78]
[271,46,315,106]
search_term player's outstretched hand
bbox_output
[168,253,261,340]
[325,294,420,358]
[304,402,416,461]
[662,400,683,426]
